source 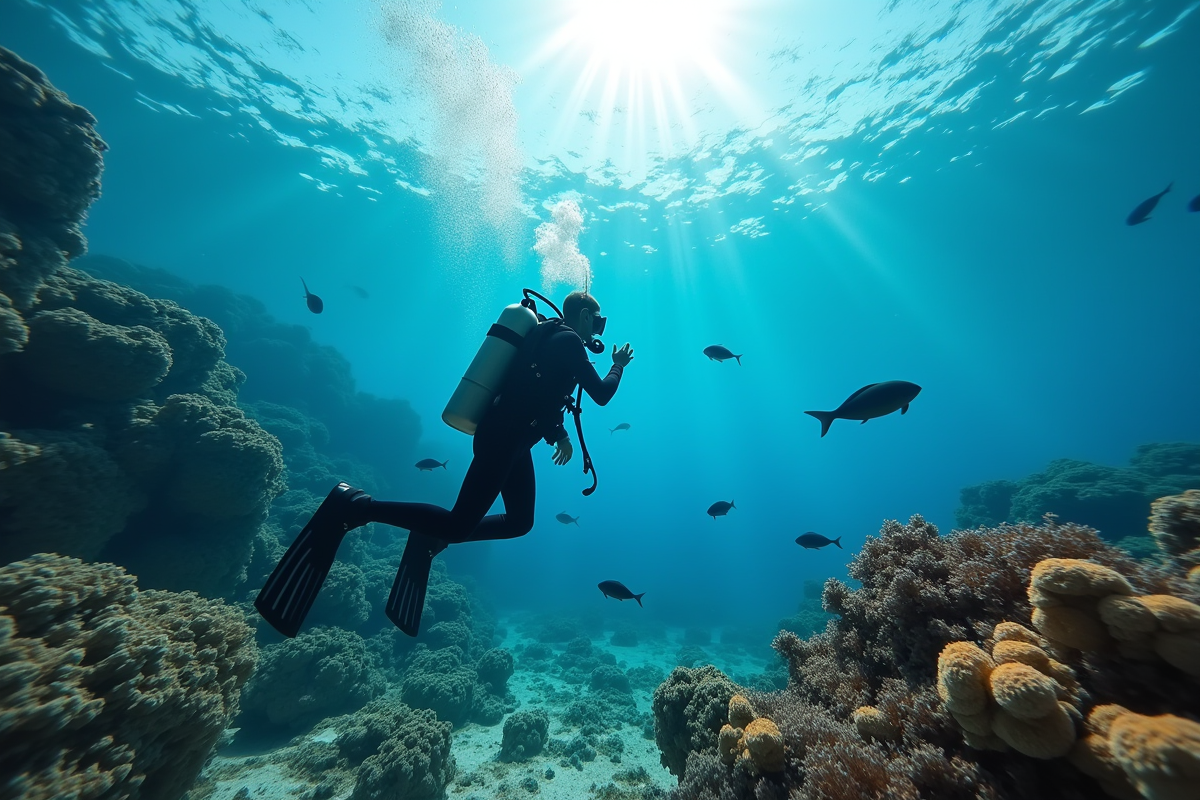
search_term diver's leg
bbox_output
[454,447,536,542]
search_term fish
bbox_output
[704,345,742,365]
[598,580,645,607]
[1189,193,1200,213]
[707,500,735,519]
[349,285,370,299]
[796,532,842,550]
[556,512,580,526]
[301,278,324,313]
[805,381,922,437]
[415,459,448,471]
[610,423,631,435]
[1125,182,1172,225]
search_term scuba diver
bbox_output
[255,290,633,637]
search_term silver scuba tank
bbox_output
[442,302,539,434]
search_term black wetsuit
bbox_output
[364,321,623,543]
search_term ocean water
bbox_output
[1,1,1199,798]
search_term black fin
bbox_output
[386,533,439,636]
[255,482,357,637]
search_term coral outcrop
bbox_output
[335,696,455,800]
[1149,490,1200,577]
[0,554,256,800]
[956,444,1200,540]
[652,664,739,776]
[1070,704,1200,800]
[500,708,551,762]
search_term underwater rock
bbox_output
[957,444,1200,538]
[0,554,256,800]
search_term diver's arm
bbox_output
[576,354,623,406]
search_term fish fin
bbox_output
[730,499,735,509]
[861,419,868,424]
[634,592,645,608]
[441,460,449,469]
[574,518,579,526]
[805,410,835,437]
[734,354,742,365]
[833,537,842,549]
[901,404,909,415]
[301,277,309,294]
[1164,182,1173,194]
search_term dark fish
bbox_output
[707,500,735,519]
[556,512,580,526]
[805,380,922,437]
[1125,182,1172,225]
[302,278,324,313]
[598,580,645,607]
[415,459,448,471]
[796,532,842,550]
[1189,193,1200,213]
[350,285,370,299]
[610,423,631,434]
[704,345,742,365]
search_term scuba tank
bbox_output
[442,301,539,435]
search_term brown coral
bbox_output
[990,662,1061,720]
[852,705,899,742]
[937,641,995,715]
[741,717,785,773]
[728,693,755,729]
[1071,705,1200,800]
[1149,490,1200,572]
[0,554,256,800]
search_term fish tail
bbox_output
[441,460,448,469]
[301,277,309,293]
[833,537,842,549]
[730,499,735,509]
[634,592,645,608]
[1165,181,1174,194]
[573,518,579,526]
[735,354,742,365]
[805,410,835,437]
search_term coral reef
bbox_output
[501,708,551,761]
[399,645,477,726]
[1069,704,1200,800]
[652,665,739,776]
[336,696,456,800]
[957,444,1200,539]
[0,554,256,800]
[240,626,385,730]
[1149,490,1200,575]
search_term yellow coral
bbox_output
[728,694,755,730]
[1152,633,1200,678]
[992,639,1051,672]
[991,702,1076,759]
[1109,711,1200,800]
[1033,605,1110,651]
[1098,595,1159,637]
[1138,595,1200,634]
[742,717,786,772]
[1031,558,1135,597]
[852,706,899,742]
[989,662,1060,721]
[992,621,1044,646]
[937,641,995,715]
[718,724,742,766]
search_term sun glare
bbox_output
[567,0,722,73]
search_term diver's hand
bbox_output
[612,343,634,367]
[552,437,573,466]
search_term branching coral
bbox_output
[0,554,255,800]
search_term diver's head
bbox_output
[563,291,606,340]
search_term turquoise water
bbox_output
[3,0,1198,632]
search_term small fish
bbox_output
[415,459,448,471]
[707,500,735,519]
[598,580,645,607]
[301,278,324,313]
[349,285,370,299]
[609,423,631,435]
[1125,182,1172,225]
[556,512,580,526]
[796,532,842,550]
[805,381,922,437]
[1189,193,1200,213]
[704,345,742,365]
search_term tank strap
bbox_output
[486,323,525,349]
[564,388,598,497]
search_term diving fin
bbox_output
[255,482,365,638]
[386,532,446,636]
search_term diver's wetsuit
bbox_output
[363,321,623,544]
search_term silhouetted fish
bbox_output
[610,423,631,435]
[556,512,580,526]
[707,500,735,519]
[1126,183,1172,225]
[415,459,448,471]
[598,580,645,607]
[1189,193,1200,213]
[350,285,370,299]
[302,278,324,313]
[796,532,842,550]
[805,381,922,437]
[704,345,742,365]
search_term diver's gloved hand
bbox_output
[552,436,574,466]
[612,343,634,367]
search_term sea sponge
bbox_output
[728,694,755,729]
[741,717,786,773]
[0,554,255,800]
[936,641,995,715]
[852,705,899,742]
[989,662,1060,721]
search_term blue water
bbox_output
[3,0,1198,630]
